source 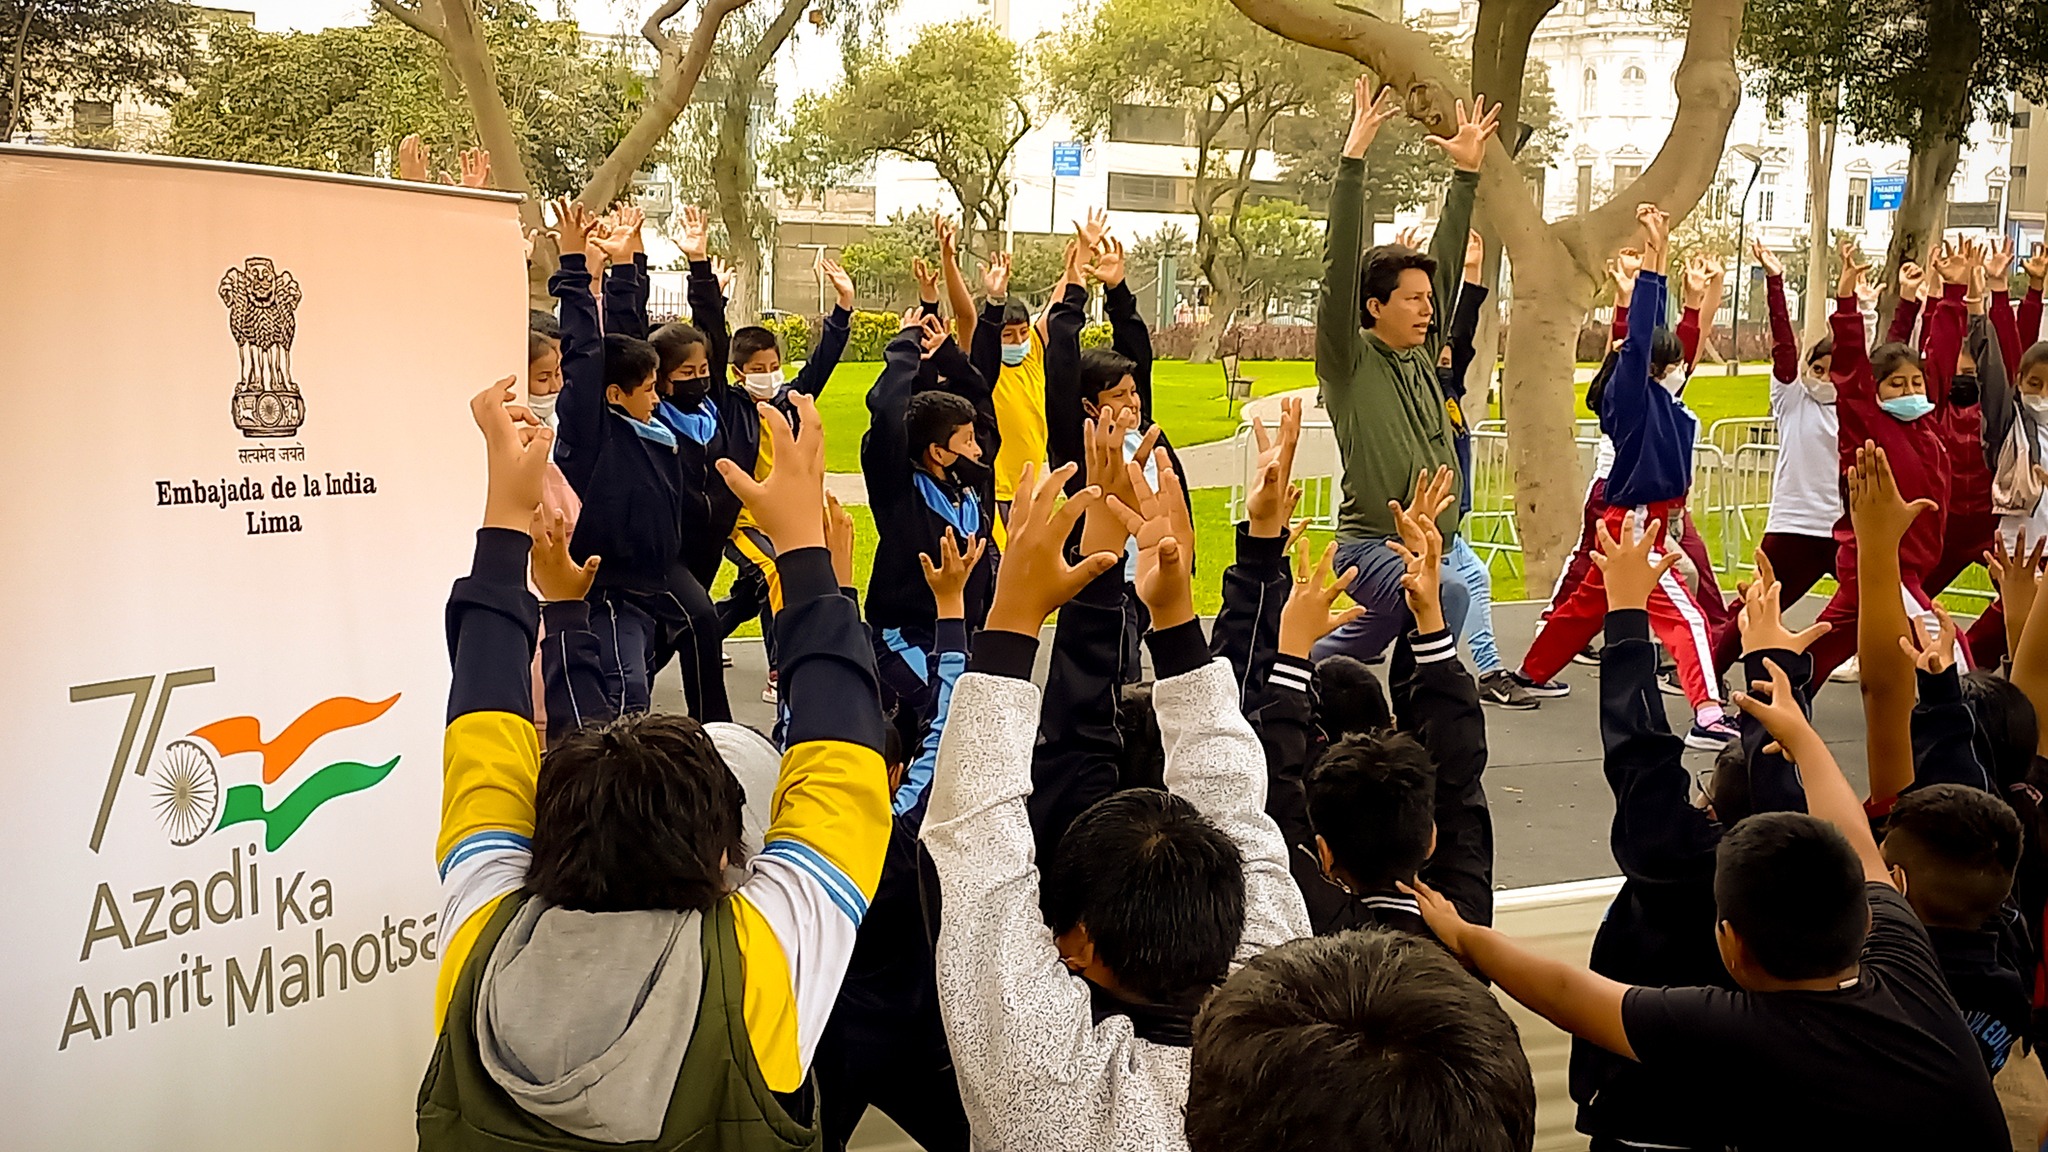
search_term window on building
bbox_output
[2017,110,2033,130]
[1757,171,1776,221]
[1577,164,1594,214]
[1582,67,1598,114]
[1804,191,1813,224]
[72,100,114,134]
[1106,171,1192,213]
[1847,177,1868,228]
[1108,105,1190,146]
[1613,163,1642,188]
[1622,65,1646,112]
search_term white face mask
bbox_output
[526,390,558,425]
[2024,394,2048,416]
[1658,366,1687,397]
[1805,377,1837,404]
[743,372,782,400]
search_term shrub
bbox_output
[1151,322,1318,361]
[846,309,903,362]
[760,313,812,363]
[1081,320,1113,350]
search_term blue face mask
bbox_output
[1879,393,1936,422]
[1000,342,1030,367]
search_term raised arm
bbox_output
[1831,245,1880,448]
[968,253,1012,389]
[1888,259,1924,346]
[1419,96,1495,360]
[1849,442,1933,809]
[1211,400,1301,699]
[1448,261,1490,387]
[790,258,856,397]
[1753,242,1798,384]
[935,217,979,352]
[2021,245,2046,345]
[1318,81,1401,392]
[1733,657,1893,884]
[862,315,937,505]
[1093,240,1156,421]
[676,206,731,385]
[435,384,554,1026]
[546,200,607,475]
[531,508,611,744]
[901,533,982,825]
[1043,259,1091,484]
[593,207,649,340]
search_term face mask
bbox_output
[1805,377,1837,404]
[743,372,782,400]
[668,374,710,408]
[1658,366,1687,398]
[1000,342,1030,367]
[526,391,557,425]
[2023,395,2048,416]
[1879,394,1936,422]
[943,454,991,490]
[1951,373,1980,406]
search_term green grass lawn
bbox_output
[804,359,1315,474]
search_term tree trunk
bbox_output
[1802,90,1837,347]
[1195,266,1240,363]
[1875,0,1977,332]
[711,84,763,322]
[4,1,37,141]
[1229,0,1745,586]
[1463,274,1503,418]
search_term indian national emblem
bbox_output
[219,257,306,437]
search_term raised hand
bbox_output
[1590,511,1680,613]
[456,147,492,189]
[819,255,856,309]
[1839,240,1874,300]
[1753,239,1784,278]
[547,197,597,266]
[1080,408,1157,557]
[1343,78,1402,160]
[934,214,960,260]
[711,256,736,298]
[1847,440,1935,550]
[397,133,428,182]
[1395,224,1428,251]
[1731,658,1823,762]
[1386,466,1455,632]
[1899,602,1960,675]
[983,250,1013,299]
[1075,206,1111,254]
[1116,450,1197,630]
[826,492,857,590]
[1736,551,1831,655]
[1682,252,1714,308]
[1463,229,1484,278]
[910,257,939,304]
[676,204,710,263]
[1061,237,1088,289]
[1636,202,1671,256]
[1988,235,2017,284]
[1423,93,1502,173]
[1932,239,1974,285]
[530,505,600,602]
[985,461,1118,636]
[919,527,988,619]
[590,215,637,265]
[1246,395,1304,538]
[1988,530,2048,628]
[471,377,554,533]
[2024,244,2048,287]
[1086,237,1128,288]
[1279,540,1364,658]
[714,393,828,553]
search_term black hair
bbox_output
[1312,655,1391,740]
[528,328,558,366]
[1001,299,1031,329]
[602,333,658,395]
[1359,245,1437,329]
[2020,341,2048,382]
[1885,784,2023,930]
[1805,334,1835,367]
[1117,682,1167,792]
[1649,326,1684,377]
[1714,812,1867,981]
[650,320,709,384]
[1869,341,1925,384]
[528,308,561,340]
[1187,929,1536,1152]
[1042,789,1245,1008]
[731,325,780,369]
[906,390,977,461]
[527,713,744,912]
[1586,349,1619,416]
[1306,731,1436,891]
[1961,670,2038,791]
[1709,740,1758,826]
[1079,347,1137,406]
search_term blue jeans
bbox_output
[1445,534,1502,674]
[1311,535,1471,665]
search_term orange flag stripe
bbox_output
[192,694,401,783]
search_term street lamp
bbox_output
[1728,144,1766,377]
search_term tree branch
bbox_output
[578,0,756,210]
[371,0,444,44]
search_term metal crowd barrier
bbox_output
[1228,415,1994,606]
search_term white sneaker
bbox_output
[761,674,778,704]
[1829,656,1860,683]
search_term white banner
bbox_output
[0,147,526,1151]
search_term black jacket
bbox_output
[1044,281,1190,521]
[861,326,999,635]
[1571,610,1810,1148]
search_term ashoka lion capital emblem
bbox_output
[219,257,306,437]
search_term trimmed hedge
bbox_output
[763,313,1321,364]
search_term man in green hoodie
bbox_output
[1311,81,1501,665]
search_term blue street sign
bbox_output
[1052,142,1083,178]
[1869,175,1906,211]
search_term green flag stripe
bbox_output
[216,757,399,850]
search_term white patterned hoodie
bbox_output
[920,652,1314,1152]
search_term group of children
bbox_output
[417,78,2047,1152]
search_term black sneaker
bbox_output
[1571,643,1602,667]
[1478,670,1540,710]
[1508,671,1571,698]
[1659,668,1687,697]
